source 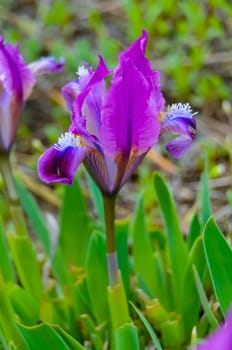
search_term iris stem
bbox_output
[102,194,119,287]
[0,155,27,236]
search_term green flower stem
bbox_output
[0,155,27,237]
[102,194,119,287]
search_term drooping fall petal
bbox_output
[38,133,87,184]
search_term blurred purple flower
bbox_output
[195,309,232,350]
[38,31,196,195]
[0,36,65,154]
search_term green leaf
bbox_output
[7,234,42,302]
[80,314,104,350]
[85,231,109,324]
[200,155,212,225]
[132,195,160,298]
[59,178,92,267]
[54,326,85,350]
[193,266,219,329]
[187,213,201,249]
[181,236,206,338]
[8,284,39,325]
[0,220,15,282]
[15,178,51,256]
[0,276,29,350]
[203,217,232,316]
[130,302,163,350]
[17,323,70,350]
[114,323,140,350]
[108,273,131,330]
[115,220,130,297]
[153,173,188,310]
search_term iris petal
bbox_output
[161,103,197,158]
[38,145,86,184]
[73,55,111,119]
[101,57,161,158]
[62,80,80,111]
[28,56,65,76]
[115,30,165,117]
[165,136,193,159]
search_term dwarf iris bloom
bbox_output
[38,31,196,195]
[0,36,65,154]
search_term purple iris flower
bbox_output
[195,309,232,350]
[0,36,65,154]
[38,31,196,195]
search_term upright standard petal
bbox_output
[101,57,161,158]
[38,132,87,184]
[72,56,111,143]
[73,55,111,118]
[161,103,197,158]
[115,30,165,116]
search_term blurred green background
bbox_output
[1,0,232,103]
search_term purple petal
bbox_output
[196,309,232,350]
[115,30,165,116]
[165,136,193,159]
[38,145,86,184]
[84,151,116,194]
[161,103,196,138]
[0,93,22,153]
[28,56,65,76]
[0,38,23,99]
[0,37,34,152]
[161,116,196,138]
[61,64,93,112]
[62,80,80,111]
[121,151,147,187]
[72,55,111,119]
[0,39,36,100]
[101,57,161,158]
[161,103,197,158]
[71,56,111,142]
